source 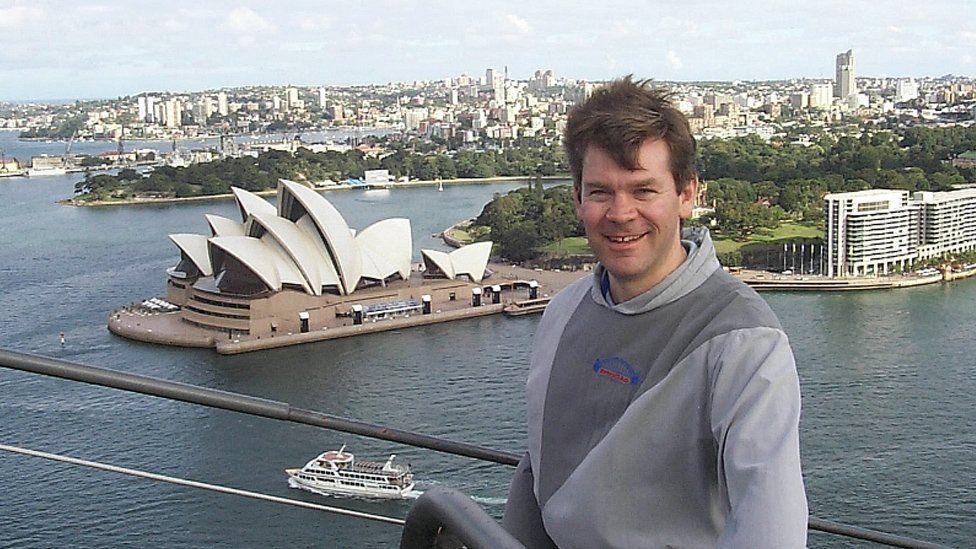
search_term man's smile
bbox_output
[605,232,649,244]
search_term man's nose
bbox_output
[605,193,637,222]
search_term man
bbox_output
[502,77,807,548]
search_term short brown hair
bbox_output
[564,76,697,198]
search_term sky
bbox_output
[0,0,973,100]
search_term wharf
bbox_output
[215,303,506,354]
[737,267,976,291]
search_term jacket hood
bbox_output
[590,226,722,315]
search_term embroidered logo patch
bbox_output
[593,356,641,385]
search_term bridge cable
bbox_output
[0,443,405,527]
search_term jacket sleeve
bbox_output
[709,327,808,548]
[502,452,557,549]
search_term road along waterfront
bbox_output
[0,172,973,547]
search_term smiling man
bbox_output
[502,77,808,548]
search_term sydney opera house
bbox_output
[109,179,516,351]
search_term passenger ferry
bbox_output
[285,446,420,499]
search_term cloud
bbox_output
[299,14,332,31]
[504,14,532,34]
[226,7,275,34]
[0,5,44,29]
[280,42,326,52]
[667,50,683,70]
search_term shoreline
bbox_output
[11,126,395,143]
[736,266,976,291]
[441,218,976,294]
[60,175,569,207]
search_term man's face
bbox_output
[575,139,696,302]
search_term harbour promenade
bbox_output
[736,267,976,290]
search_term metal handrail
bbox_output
[0,348,948,548]
[400,487,524,549]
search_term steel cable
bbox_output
[0,443,405,526]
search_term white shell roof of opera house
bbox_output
[168,179,493,296]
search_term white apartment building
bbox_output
[914,189,976,257]
[824,188,976,277]
[825,190,919,277]
[217,92,229,116]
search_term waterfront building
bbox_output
[914,189,976,257]
[835,49,855,98]
[825,190,918,277]
[824,188,976,277]
[163,98,182,129]
[135,179,495,342]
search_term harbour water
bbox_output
[0,150,974,546]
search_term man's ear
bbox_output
[678,176,698,219]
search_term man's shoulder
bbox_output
[692,268,783,333]
[662,269,786,370]
[540,273,593,322]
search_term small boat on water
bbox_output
[285,445,420,499]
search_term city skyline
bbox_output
[1,0,974,101]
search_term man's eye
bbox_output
[635,188,655,197]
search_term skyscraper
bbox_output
[835,49,855,98]
[217,92,229,116]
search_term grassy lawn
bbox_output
[449,228,472,242]
[712,222,823,254]
[541,236,591,255]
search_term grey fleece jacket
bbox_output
[503,227,807,548]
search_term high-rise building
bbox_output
[217,92,229,116]
[137,96,148,122]
[835,49,855,98]
[895,78,919,103]
[138,95,157,123]
[164,98,182,129]
[403,107,428,130]
[285,87,300,111]
[192,98,212,123]
[809,83,833,108]
[318,87,327,109]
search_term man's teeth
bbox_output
[608,235,642,243]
